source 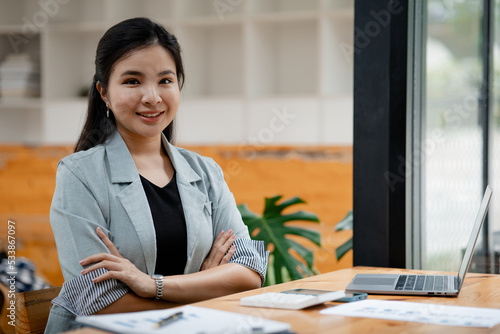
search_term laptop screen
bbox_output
[457,185,492,287]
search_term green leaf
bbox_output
[265,254,276,286]
[237,204,259,219]
[335,237,353,260]
[282,226,321,246]
[274,250,302,281]
[264,196,306,216]
[335,210,353,231]
[238,195,322,285]
[269,211,320,225]
[287,238,315,268]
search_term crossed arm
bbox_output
[79,227,262,314]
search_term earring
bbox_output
[106,105,110,118]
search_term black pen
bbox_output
[153,311,183,329]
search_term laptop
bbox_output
[346,185,493,297]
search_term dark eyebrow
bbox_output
[120,70,143,77]
[158,70,176,76]
[120,70,175,77]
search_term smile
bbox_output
[136,111,164,118]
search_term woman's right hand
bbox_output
[80,227,156,298]
[200,230,236,271]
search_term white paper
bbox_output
[76,305,291,334]
[320,299,500,328]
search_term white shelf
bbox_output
[251,11,319,23]
[0,0,354,145]
[249,0,319,15]
[247,19,319,97]
[0,97,42,110]
[179,24,244,98]
[178,0,244,19]
[0,0,42,26]
[42,29,102,99]
[105,0,176,23]
[45,22,108,34]
[178,15,245,27]
[324,0,354,10]
[0,25,24,34]
[321,16,354,96]
[50,0,106,24]
[176,98,246,144]
[326,8,356,20]
[0,108,42,144]
[0,31,40,62]
[247,97,321,145]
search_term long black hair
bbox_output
[74,17,185,152]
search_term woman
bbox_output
[45,17,268,333]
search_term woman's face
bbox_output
[99,45,180,141]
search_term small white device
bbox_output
[240,289,345,310]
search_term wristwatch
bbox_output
[152,274,164,300]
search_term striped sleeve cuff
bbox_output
[229,238,269,287]
[52,268,129,316]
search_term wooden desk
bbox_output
[66,266,500,334]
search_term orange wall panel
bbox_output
[0,145,352,287]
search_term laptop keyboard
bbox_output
[395,275,449,291]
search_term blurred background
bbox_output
[1,0,499,290]
[0,0,354,287]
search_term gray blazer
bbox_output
[45,130,266,333]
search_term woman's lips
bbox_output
[136,111,165,122]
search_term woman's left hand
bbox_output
[79,227,156,299]
[200,229,236,271]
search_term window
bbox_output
[413,0,499,273]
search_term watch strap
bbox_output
[152,274,164,300]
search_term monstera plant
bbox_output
[237,195,321,286]
[334,210,353,261]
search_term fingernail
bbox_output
[231,234,236,239]
[81,269,86,274]
[97,227,102,232]
[79,260,85,265]
[228,229,233,234]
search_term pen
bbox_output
[153,311,183,329]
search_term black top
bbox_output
[140,173,188,276]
